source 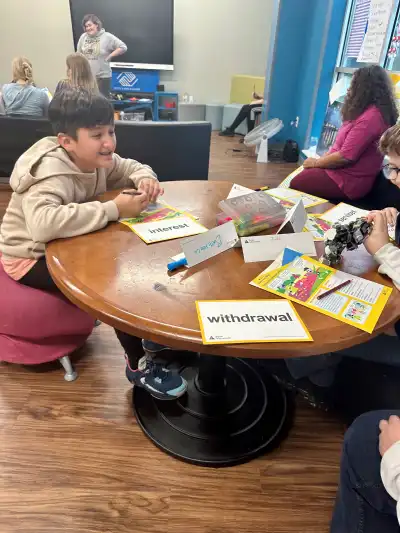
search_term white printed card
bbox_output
[196,300,312,344]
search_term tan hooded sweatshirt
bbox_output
[0,137,158,260]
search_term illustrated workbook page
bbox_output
[303,215,332,241]
[266,188,327,208]
[250,255,392,333]
[120,201,185,225]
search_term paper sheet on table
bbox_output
[277,199,307,234]
[241,233,316,263]
[181,221,238,267]
[266,187,327,208]
[196,299,312,344]
[120,201,186,225]
[303,214,332,241]
[262,248,303,274]
[320,202,396,240]
[126,215,208,244]
[227,184,255,199]
[250,255,392,333]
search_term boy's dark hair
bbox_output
[379,124,400,156]
[82,14,103,30]
[48,88,114,138]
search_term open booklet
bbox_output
[250,255,393,333]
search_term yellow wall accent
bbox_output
[230,75,265,104]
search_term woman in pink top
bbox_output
[291,66,398,201]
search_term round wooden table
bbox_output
[47,181,400,466]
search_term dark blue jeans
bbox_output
[331,411,398,533]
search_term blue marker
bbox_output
[167,257,188,271]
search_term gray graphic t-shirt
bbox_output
[77,28,127,79]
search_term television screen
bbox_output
[69,0,174,70]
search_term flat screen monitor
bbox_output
[69,0,174,70]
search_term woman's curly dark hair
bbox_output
[341,65,398,126]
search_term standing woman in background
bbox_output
[77,14,127,97]
[1,57,49,117]
[54,53,98,95]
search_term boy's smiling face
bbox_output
[58,125,116,172]
[386,151,400,189]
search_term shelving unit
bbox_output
[154,92,179,121]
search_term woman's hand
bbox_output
[379,415,400,456]
[138,178,164,203]
[303,158,319,169]
[364,211,390,255]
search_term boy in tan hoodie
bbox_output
[0,88,187,401]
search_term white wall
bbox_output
[0,0,74,92]
[0,0,272,101]
[162,0,273,102]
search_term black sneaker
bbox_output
[125,353,187,401]
[219,128,235,137]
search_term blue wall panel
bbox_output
[266,0,347,149]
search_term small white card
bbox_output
[181,221,238,267]
[241,233,316,263]
[130,216,207,244]
[196,300,312,344]
[227,183,255,199]
[277,199,307,234]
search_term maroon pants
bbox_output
[291,168,349,201]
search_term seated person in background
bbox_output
[0,88,187,401]
[54,53,98,95]
[331,411,400,532]
[291,66,398,202]
[1,57,49,117]
[270,125,400,408]
[219,92,264,137]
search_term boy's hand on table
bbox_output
[113,190,149,218]
[138,178,164,203]
[364,211,390,255]
[379,415,400,456]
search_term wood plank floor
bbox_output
[0,134,345,533]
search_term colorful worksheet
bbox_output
[196,300,312,344]
[125,215,208,244]
[266,187,327,209]
[120,201,185,225]
[250,255,392,333]
[303,214,332,241]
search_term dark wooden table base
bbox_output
[134,353,291,467]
